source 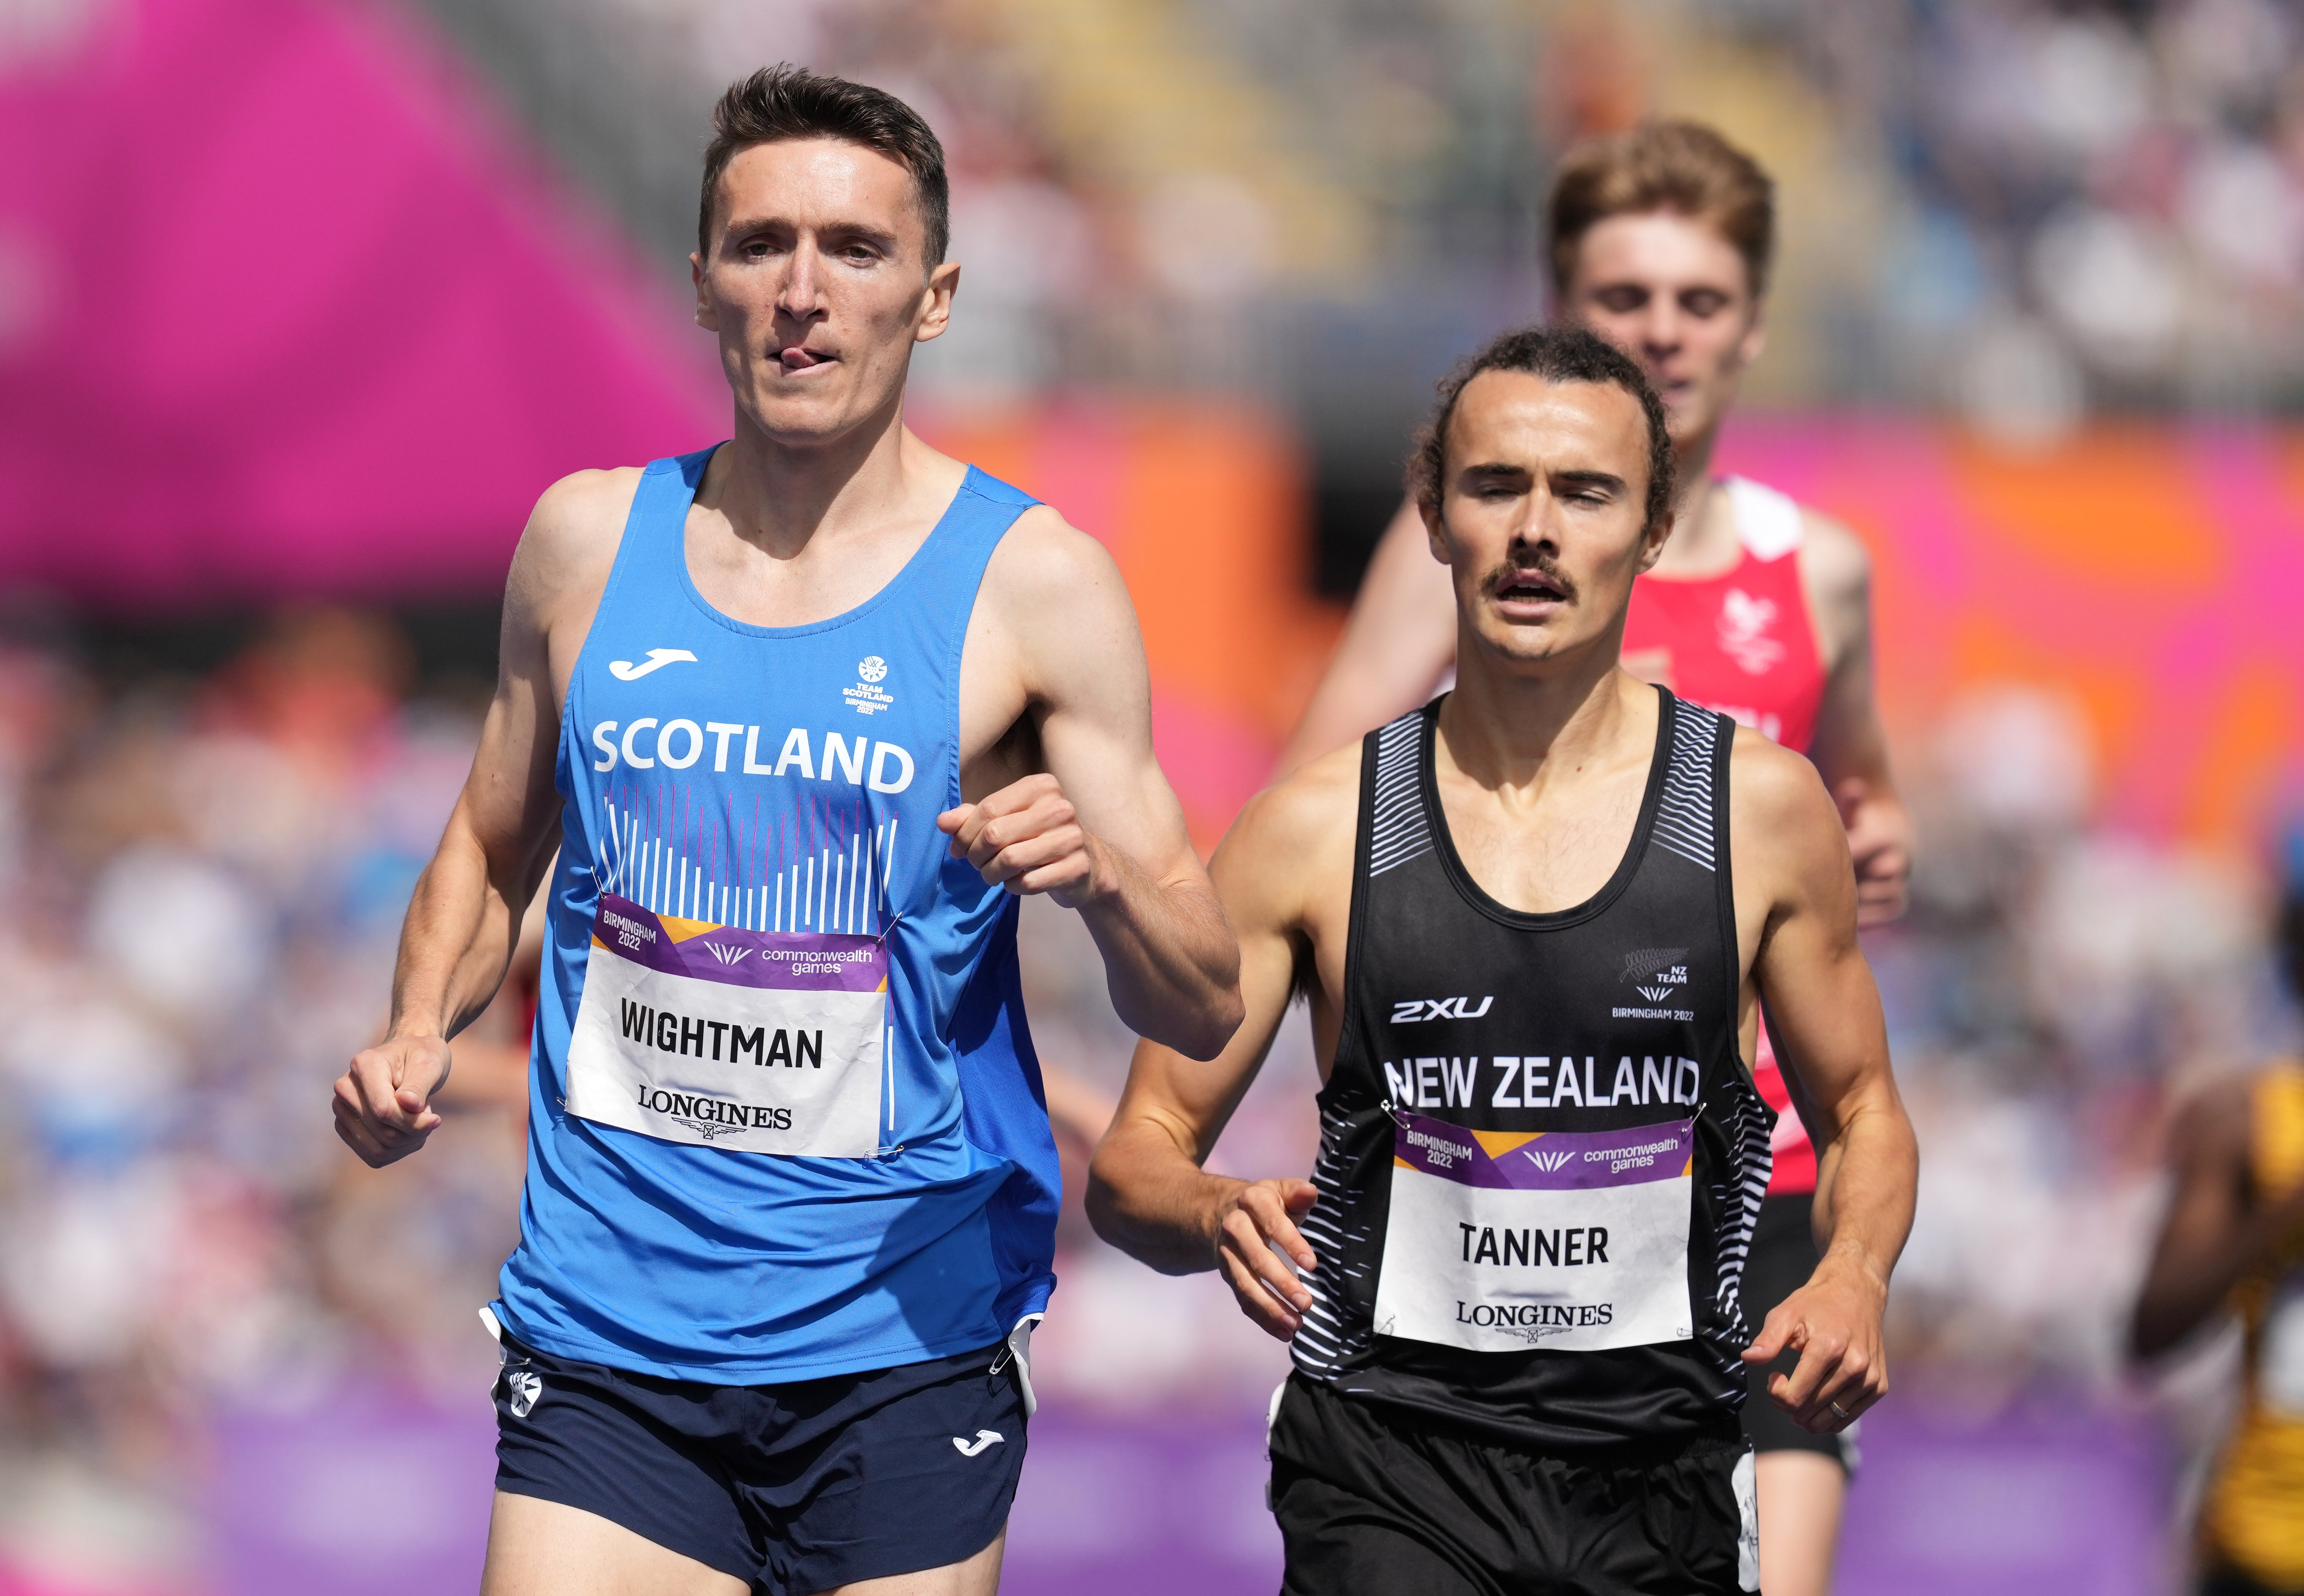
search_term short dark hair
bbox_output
[698,65,951,267]
[1410,325,1675,535]
[1548,120,1775,299]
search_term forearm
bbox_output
[1086,1113,1240,1273]
[1809,1092,1918,1290]
[1077,840,1244,1059]
[387,818,539,1043]
[2133,1208,2301,1358]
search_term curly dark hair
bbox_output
[1409,324,1675,534]
[698,65,950,267]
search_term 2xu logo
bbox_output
[1391,995,1494,1024]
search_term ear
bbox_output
[1635,507,1674,574]
[691,250,718,333]
[1732,295,1767,372]
[1420,497,1453,565]
[914,260,961,344]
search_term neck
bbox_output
[1650,414,1737,578]
[710,383,918,558]
[1438,614,1643,792]
[1671,417,1720,523]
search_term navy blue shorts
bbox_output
[492,1334,1027,1595]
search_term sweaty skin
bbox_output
[333,135,1241,1596]
[1091,369,1918,1441]
[1282,210,1910,927]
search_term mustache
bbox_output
[1481,556,1577,605]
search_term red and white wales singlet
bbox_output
[1623,477,1823,1196]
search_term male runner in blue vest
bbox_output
[1090,326,1915,1594]
[331,66,1242,1596]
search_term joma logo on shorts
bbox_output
[1390,995,1494,1024]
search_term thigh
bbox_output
[482,1492,749,1596]
[812,1528,1004,1596]
[1753,1452,1846,1596]
[1274,1471,1489,1596]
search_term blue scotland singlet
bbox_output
[491,446,1061,1383]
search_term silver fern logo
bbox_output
[1618,947,1690,1004]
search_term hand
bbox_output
[1741,1254,1889,1432]
[333,1033,453,1167]
[939,773,1112,908]
[1211,1178,1319,1340]
[1835,778,1911,926]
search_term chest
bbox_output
[1433,769,1652,917]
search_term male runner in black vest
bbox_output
[1088,326,1917,1594]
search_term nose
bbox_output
[1513,494,1563,558]
[1633,296,1681,362]
[775,237,827,324]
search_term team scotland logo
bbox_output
[845,655,895,716]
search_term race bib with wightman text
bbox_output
[563,893,887,1157]
[1373,1108,1695,1353]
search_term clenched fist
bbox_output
[939,773,1114,908]
[332,1033,453,1167]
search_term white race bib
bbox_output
[564,893,887,1157]
[1373,1108,1695,1353]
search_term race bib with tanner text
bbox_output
[1373,1108,1695,1353]
[563,893,887,1157]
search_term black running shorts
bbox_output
[1740,1191,1859,1472]
[1268,1374,1756,1595]
[492,1333,1026,1595]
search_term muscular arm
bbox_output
[1087,758,1356,1336]
[2132,1081,2304,1360]
[1733,733,1919,1427]
[332,472,628,1166]
[1800,515,1910,925]
[947,510,1243,1060]
[1278,495,1456,775]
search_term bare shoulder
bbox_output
[1236,739,1363,859]
[985,502,1126,607]
[1796,510,1873,668]
[1796,508,1871,598]
[1212,738,1363,922]
[977,503,1138,690]
[506,466,647,624]
[1728,723,1845,866]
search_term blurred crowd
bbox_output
[0,612,516,1587]
[1698,0,2304,433]
[405,0,2304,438]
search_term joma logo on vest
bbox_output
[619,1000,823,1068]
[591,720,914,793]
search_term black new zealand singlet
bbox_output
[1291,688,1773,1450]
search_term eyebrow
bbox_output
[1460,462,1531,482]
[1552,469,1626,495]
[720,215,902,250]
